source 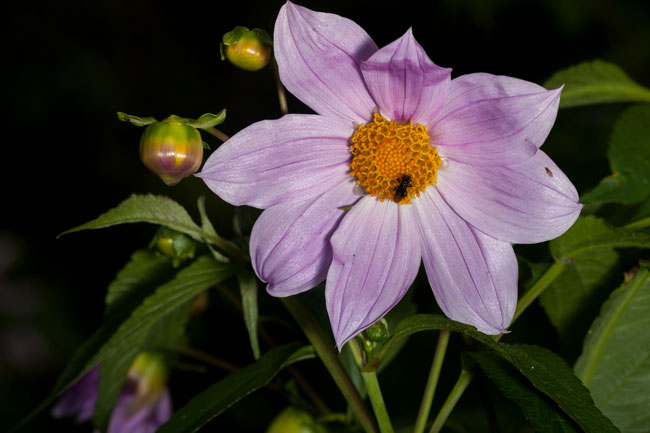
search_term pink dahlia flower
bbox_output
[198,2,581,347]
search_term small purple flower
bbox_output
[198,2,581,347]
[52,353,171,433]
[51,366,100,423]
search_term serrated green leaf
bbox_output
[581,105,650,206]
[469,352,580,433]
[104,249,175,317]
[93,256,232,431]
[186,110,226,130]
[60,194,203,241]
[544,60,650,108]
[540,248,620,344]
[550,215,650,261]
[157,343,314,433]
[236,268,260,360]
[574,266,650,432]
[499,344,619,433]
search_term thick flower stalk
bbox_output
[198,1,582,348]
[52,353,172,433]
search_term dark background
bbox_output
[3,0,650,431]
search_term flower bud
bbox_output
[128,352,168,404]
[139,116,203,186]
[363,318,389,343]
[358,318,389,353]
[221,27,272,71]
[153,227,196,265]
[266,407,327,433]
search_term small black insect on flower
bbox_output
[394,174,412,202]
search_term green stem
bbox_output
[428,369,474,433]
[414,330,450,433]
[171,345,239,372]
[272,58,289,115]
[349,340,395,433]
[624,216,650,231]
[511,261,567,323]
[204,127,230,142]
[282,297,378,433]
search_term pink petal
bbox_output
[274,2,377,124]
[251,179,358,297]
[197,114,352,208]
[326,197,421,348]
[436,150,582,244]
[413,189,517,334]
[360,29,451,124]
[431,73,562,165]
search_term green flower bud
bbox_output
[139,116,203,186]
[152,227,196,265]
[221,27,272,71]
[128,352,168,405]
[358,318,389,353]
[266,407,327,433]
[363,318,389,343]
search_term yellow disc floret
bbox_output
[349,113,441,204]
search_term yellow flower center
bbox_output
[349,113,441,204]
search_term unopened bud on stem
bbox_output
[221,26,272,71]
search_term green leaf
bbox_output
[469,352,580,433]
[60,194,204,242]
[117,111,158,126]
[236,268,261,360]
[574,266,650,432]
[104,249,175,317]
[581,105,650,206]
[498,344,619,433]
[544,60,650,108]
[550,215,650,262]
[196,196,229,263]
[93,256,232,430]
[186,110,227,130]
[630,196,650,225]
[540,248,620,344]
[157,344,315,433]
